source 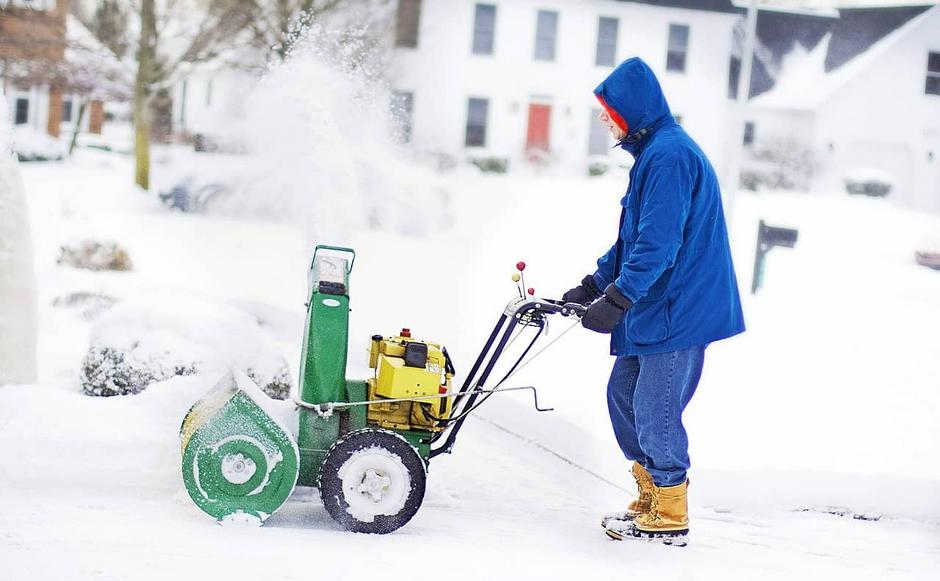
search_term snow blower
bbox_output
[180,245,586,533]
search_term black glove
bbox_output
[582,284,633,334]
[562,275,604,305]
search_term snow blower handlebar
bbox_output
[429,296,586,457]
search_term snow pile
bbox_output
[157,25,451,242]
[10,127,66,162]
[844,166,894,197]
[80,298,292,399]
[0,122,38,385]
[57,239,134,271]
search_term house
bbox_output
[741,3,940,211]
[1,0,123,140]
[391,0,742,173]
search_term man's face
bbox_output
[598,109,626,141]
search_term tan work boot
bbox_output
[628,480,689,545]
[600,462,654,528]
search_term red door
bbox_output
[526,103,551,153]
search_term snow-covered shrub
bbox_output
[57,240,133,271]
[52,291,118,321]
[11,127,66,162]
[469,156,509,174]
[742,137,816,191]
[80,299,292,399]
[844,168,893,198]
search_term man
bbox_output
[563,57,745,545]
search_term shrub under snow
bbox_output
[58,239,133,271]
[80,299,292,399]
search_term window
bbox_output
[927,52,940,96]
[465,97,488,147]
[14,98,29,125]
[743,121,755,146]
[396,0,422,48]
[472,4,496,55]
[62,99,73,123]
[666,24,689,73]
[534,10,558,61]
[588,108,610,156]
[392,91,414,143]
[595,17,618,67]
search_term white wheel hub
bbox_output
[338,446,411,523]
[220,453,257,485]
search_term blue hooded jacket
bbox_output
[592,57,745,356]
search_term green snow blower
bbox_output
[180,245,586,533]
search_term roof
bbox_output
[750,5,938,109]
[619,1,741,14]
[732,2,935,98]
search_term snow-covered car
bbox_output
[844,167,894,197]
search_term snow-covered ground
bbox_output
[1,146,938,580]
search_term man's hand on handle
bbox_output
[582,284,633,334]
[562,275,604,306]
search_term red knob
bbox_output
[401,328,411,338]
[527,287,535,296]
[516,261,526,271]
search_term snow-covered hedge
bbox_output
[80,299,292,399]
[58,239,134,271]
[11,127,66,162]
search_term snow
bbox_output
[2,146,938,579]
[0,108,39,385]
[2,30,939,580]
[10,126,66,161]
[82,298,292,398]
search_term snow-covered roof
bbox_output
[750,4,937,109]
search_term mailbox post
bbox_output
[752,219,799,295]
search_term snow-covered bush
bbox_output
[742,137,816,191]
[52,291,118,321]
[80,299,292,399]
[10,127,66,162]
[57,239,133,271]
[844,168,893,198]
[469,156,509,174]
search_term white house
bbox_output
[746,4,940,211]
[391,0,741,173]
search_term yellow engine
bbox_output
[366,330,454,432]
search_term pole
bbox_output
[724,0,759,228]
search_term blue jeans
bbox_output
[606,344,707,487]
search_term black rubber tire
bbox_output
[318,428,426,534]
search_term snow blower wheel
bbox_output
[319,428,427,534]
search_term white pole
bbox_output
[725,0,759,228]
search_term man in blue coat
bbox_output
[562,57,745,545]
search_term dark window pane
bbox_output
[392,91,413,143]
[595,17,618,66]
[667,24,689,72]
[15,98,29,125]
[472,4,496,55]
[465,98,488,147]
[534,10,558,61]
[928,52,940,73]
[396,0,422,48]
[743,121,756,146]
[926,75,940,96]
[62,99,73,123]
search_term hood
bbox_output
[594,57,673,153]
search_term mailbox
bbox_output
[752,219,799,295]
